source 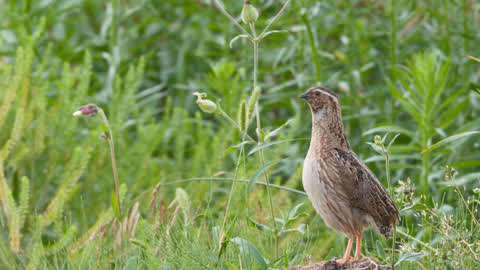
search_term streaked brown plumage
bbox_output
[300,86,400,263]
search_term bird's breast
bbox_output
[302,154,358,236]
[302,156,331,204]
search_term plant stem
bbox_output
[259,0,292,39]
[462,0,468,57]
[213,0,293,259]
[158,177,306,196]
[389,0,397,68]
[421,134,429,195]
[382,144,396,267]
[218,145,244,255]
[217,106,255,142]
[301,14,321,81]
[212,0,252,37]
[396,229,437,254]
[98,108,121,214]
[250,23,258,89]
[250,22,279,257]
[381,145,391,195]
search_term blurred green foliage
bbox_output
[0,0,480,269]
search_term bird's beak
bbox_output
[299,92,310,99]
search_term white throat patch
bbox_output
[314,108,325,119]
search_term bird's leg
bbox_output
[336,237,353,264]
[354,233,362,261]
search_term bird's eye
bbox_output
[315,92,320,96]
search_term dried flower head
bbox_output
[193,92,217,113]
[73,104,98,117]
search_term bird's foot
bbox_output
[336,256,353,264]
[352,254,363,261]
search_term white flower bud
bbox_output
[337,81,350,93]
[73,111,83,117]
[241,1,259,25]
[193,92,217,113]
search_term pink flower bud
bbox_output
[73,104,98,117]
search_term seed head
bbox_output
[246,86,260,124]
[241,1,259,24]
[193,92,217,113]
[374,135,383,146]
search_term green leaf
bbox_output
[436,84,469,114]
[229,34,249,48]
[224,141,255,155]
[264,119,293,141]
[248,139,304,155]
[231,237,268,270]
[420,131,480,154]
[259,29,289,40]
[469,82,480,97]
[247,217,273,232]
[363,125,413,138]
[286,203,306,227]
[366,142,383,155]
[376,240,386,258]
[130,238,148,249]
[387,83,423,125]
[438,98,468,129]
[279,224,306,235]
[111,192,121,219]
[395,252,426,266]
[387,133,401,150]
[247,161,279,194]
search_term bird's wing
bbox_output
[331,147,400,231]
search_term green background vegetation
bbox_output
[1,0,479,269]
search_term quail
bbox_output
[300,86,400,263]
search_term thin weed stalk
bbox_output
[73,104,122,215]
[389,0,397,67]
[98,108,122,214]
[375,134,397,266]
[447,167,479,227]
[217,106,254,142]
[383,144,396,267]
[250,19,279,256]
[396,229,437,254]
[211,0,293,257]
[218,145,245,257]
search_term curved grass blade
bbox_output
[157,177,306,196]
[231,237,268,270]
[363,125,413,137]
[248,138,307,156]
[247,161,280,194]
[229,34,249,48]
[420,131,480,154]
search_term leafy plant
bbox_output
[379,51,469,194]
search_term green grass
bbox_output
[1,0,480,269]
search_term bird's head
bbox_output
[299,86,340,116]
